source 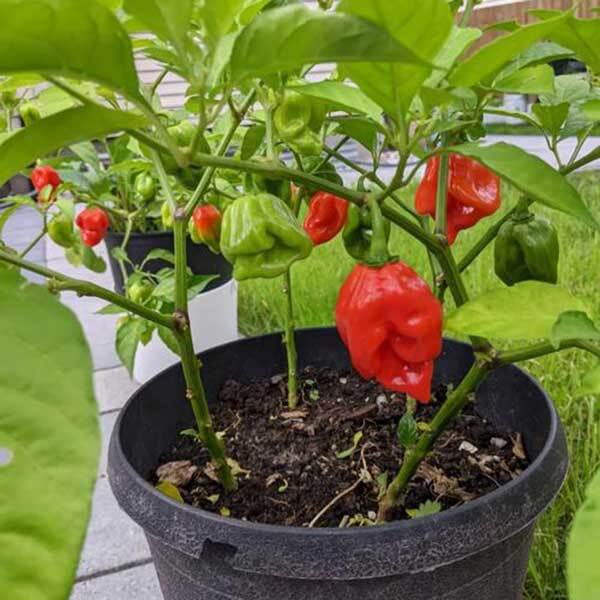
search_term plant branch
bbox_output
[378,360,491,521]
[435,153,449,239]
[498,338,600,365]
[0,247,172,328]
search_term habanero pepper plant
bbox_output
[1,0,600,597]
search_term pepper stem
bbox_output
[434,152,450,242]
[283,268,299,409]
[365,197,391,266]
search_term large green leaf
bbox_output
[288,81,382,121]
[0,268,99,600]
[450,15,566,88]
[330,116,383,156]
[0,0,140,99]
[451,142,597,228]
[446,282,587,340]
[195,0,243,48]
[123,0,193,59]
[551,310,600,348]
[230,4,428,83]
[495,41,574,81]
[532,102,570,138]
[493,65,555,95]
[532,11,600,73]
[339,0,452,121]
[568,469,600,599]
[0,105,147,187]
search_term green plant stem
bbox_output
[435,153,449,239]
[283,269,298,409]
[378,360,491,521]
[0,247,172,328]
[184,90,257,220]
[117,215,134,286]
[20,212,47,258]
[498,339,600,365]
[561,145,600,175]
[460,0,476,27]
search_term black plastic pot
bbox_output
[104,230,233,295]
[0,174,34,208]
[108,328,568,600]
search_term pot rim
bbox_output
[110,330,564,538]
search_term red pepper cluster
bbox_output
[336,261,443,403]
[31,165,61,203]
[76,208,110,247]
[303,191,348,246]
[415,155,501,245]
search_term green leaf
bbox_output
[532,103,570,138]
[0,204,19,238]
[187,274,219,300]
[397,413,418,448]
[450,15,566,88]
[0,74,44,92]
[582,99,600,122]
[70,141,102,173]
[534,11,600,73]
[96,303,127,315]
[330,116,382,156]
[82,246,107,274]
[0,268,99,600]
[230,4,428,83]
[567,469,600,599]
[158,325,180,355]
[425,26,482,88]
[339,0,452,120]
[493,65,555,95]
[495,41,574,81]
[0,0,140,99]
[577,363,600,398]
[110,246,130,264]
[238,0,270,25]
[446,282,587,340]
[116,317,142,375]
[156,481,184,503]
[240,124,266,160]
[551,311,600,348]
[289,81,382,121]
[406,500,442,519]
[140,248,176,267]
[451,142,597,228]
[196,0,243,48]
[0,105,147,190]
[124,0,192,56]
[336,431,363,459]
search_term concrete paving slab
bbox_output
[71,563,161,600]
[77,477,151,579]
[94,367,139,414]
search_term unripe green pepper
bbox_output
[161,201,174,229]
[134,173,156,203]
[245,156,292,205]
[221,193,312,280]
[494,212,559,286]
[274,90,323,156]
[127,279,154,304]
[19,101,41,126]
[342,203,391,261]
[47,216,76,249]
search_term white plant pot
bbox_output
[133,280,239,384]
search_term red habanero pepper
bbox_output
[30,165,61,203]
[335,198,442,403]
[303,191,348,245]
[336,262,443,403]
[415,155,501,245]
[192,204,222,253]
[75,208,110,248]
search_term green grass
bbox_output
[237,171,600,600]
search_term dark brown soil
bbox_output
[153,366,529,527]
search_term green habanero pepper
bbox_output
[47,215,76,249]
[342,203,391,261]
[274,90,323,157]
[127,279,155,304]
[19,101,41,126]
[134,173,156,203]
[494,211,559,286]
[221,193,313,281]
[245,156,292,205]
[161,201,174,229]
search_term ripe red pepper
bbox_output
[335,261,443,403]
[415,155,501,245]
[192,204,222,252]
[30,165,61,203]
[75,208,110,247]
[303,191,348,245]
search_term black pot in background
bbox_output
[0,175,34,208]
[108,329,568,600]
[104,230,233,295]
